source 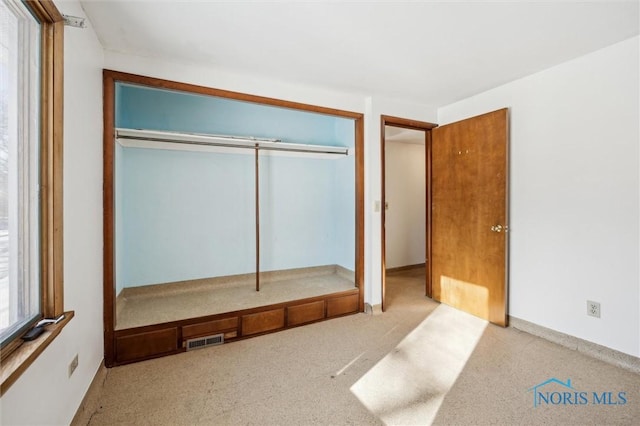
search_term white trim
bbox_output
[509,316,640,374]
[0,0,41,343]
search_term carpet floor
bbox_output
[116,265,354,329]
[77,268,639,425]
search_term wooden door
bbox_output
[431,109,509,326]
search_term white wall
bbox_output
[438,36,640,357]
[104,51,366,114]
[384,141,426,269]
[0,1,105,424]
[365,97,438,306]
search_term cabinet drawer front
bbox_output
[182,317,238,339]
[327,294,359,318]
[287,301,325,326]
[242,309,285,336]
[116,328,178,362]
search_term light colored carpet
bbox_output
[116,265,355,329]
[79,268,639,425]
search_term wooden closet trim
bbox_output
[103,70,362,119]
[103,70,365,366]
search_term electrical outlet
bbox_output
[587,300,600,318]
[69,354,78,377]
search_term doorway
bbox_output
[381,110,509,325]
[381,116,437,311]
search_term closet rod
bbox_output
[255,145,260,292]
[115,128,350,156]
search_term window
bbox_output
[0,0,42,349]
[0,0,66,395]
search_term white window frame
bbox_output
[1,0,41,349]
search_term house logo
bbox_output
[528,378,627,408]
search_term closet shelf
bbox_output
[115,128,350,156]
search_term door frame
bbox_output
[380,115,437,311]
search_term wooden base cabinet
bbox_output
[109,289,359,366]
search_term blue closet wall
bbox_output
[115,84,355,288]
[116,84,349,146]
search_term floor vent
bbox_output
[185,334,224,351]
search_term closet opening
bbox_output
[103,71,364,366]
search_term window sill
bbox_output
[0,311,74,396]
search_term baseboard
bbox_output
[385,263,426,273]
[121,264,352,299]
[70,362,108,426]
[509,316,640,374]
[365,303,383,315]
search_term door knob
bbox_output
[491,224,503,233]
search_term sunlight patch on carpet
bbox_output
[350,304,487,425]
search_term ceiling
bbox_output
[81,0,639,107]
[385,126,425,145]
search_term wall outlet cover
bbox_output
[69,354,79,377]
[587,300,601,318]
